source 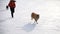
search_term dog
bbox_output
[31,12,39,24]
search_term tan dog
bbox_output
[31,12,39,24]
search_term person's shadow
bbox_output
[22,22,36,32]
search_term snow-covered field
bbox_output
[0,0,60,34]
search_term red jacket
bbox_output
[8,1,16,8]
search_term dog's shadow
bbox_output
[22,22,36,32]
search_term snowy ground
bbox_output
[0,0,60,34]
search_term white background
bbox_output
[0,0,60,34]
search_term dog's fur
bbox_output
[31,12,39,24]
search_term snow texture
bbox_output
[0,0,60,34]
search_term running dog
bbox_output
[31,12,39,24]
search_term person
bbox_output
[7,0,16,18]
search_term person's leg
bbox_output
[11,12,13,18]
[10,8,14,18]
[12,8,15,13]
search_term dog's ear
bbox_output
[37,15,39,16]
[37,15,39,18]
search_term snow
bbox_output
[0,0,60,34]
